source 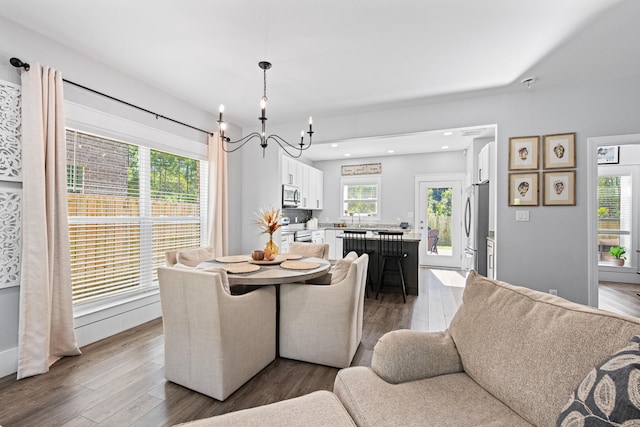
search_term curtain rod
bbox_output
[9,57,214,137]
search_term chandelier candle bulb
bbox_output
[309,116,313,132]
[300,131,304,144]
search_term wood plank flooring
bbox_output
[0,267,463,427]
[2,272,635,426]
[599,280,640,318]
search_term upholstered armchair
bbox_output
[278,253,368,368]
[166,246,216,267]
[288,242,330,260]
[157,267,276,401]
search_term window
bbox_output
[341,176,381,220]
[67,129,207,303]
[597,169,632,266]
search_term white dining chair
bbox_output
[278,253,368,368]
[157,267,276,401]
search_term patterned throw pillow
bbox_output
[556,335,640,426]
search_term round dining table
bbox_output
[197,255,331,285]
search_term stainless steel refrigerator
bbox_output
[464,182,489,276]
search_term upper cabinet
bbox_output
[477,142,491,183]
[281,156,324,210]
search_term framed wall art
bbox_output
[543,170,576,206]
[508,136,539,170]
[543,133,576,169]
[597,145,619,164]
[508,172,539,206]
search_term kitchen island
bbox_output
[336,230,422,296]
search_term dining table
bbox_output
[196,254,331,285]
[196,254,331,356]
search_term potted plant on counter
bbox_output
[252,206,281,257]
[609,246,626,266]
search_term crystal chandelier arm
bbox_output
[221,132,262,153]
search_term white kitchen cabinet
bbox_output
[311,230,325,245]
[281,156,324,210]
[487,238,495,279]
[325,229,336,259]
[477,143,491,183]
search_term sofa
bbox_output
[176,271,640,426]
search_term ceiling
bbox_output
[0,0,632,160]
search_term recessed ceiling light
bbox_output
[387,150,395,154]
[330,143,339,148]
[441,145,449,150]
[443,131,454,136]
[344,153,351,157]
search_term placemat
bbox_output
[222,262,260,274]
[280,260,321,270]
[282,253,303,260]
[216,255,251,263]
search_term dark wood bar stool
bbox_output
[343,230,374,297]
[376,231,407,303]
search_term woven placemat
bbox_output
[248,255,286,265]
[216,255,251,263]
[282,253,303,260]
[222,262,260,274]
[280,260,321,270]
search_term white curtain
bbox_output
[207,132,228,256]
[18,64,81,379]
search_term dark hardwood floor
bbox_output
[0,268,464,427]
[2,271,634,426]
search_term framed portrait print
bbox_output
[543,170,576,206]
[543,133,576,169]
[597,146,619,164]
[509,136,539,170]
[508,172,539,206]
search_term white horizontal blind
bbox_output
[67,129,206,303]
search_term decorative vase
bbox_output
[612,258,625,267]
[264,235,279,255]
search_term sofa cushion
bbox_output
[173,390,355,426]
[448,271,640,427]
[556,335,640,426]
[334,366,533,427]
[176,247,215,267]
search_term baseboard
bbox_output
[0,298,162,378]
[0,346,18,378]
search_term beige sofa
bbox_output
[176,271,640,426]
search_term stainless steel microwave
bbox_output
[282,184,300,207]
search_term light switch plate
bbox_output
[407,211,414,218]
[516,210,530,222]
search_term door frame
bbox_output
[587,133,640,308]
[414,173,465,267]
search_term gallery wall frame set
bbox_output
[508,132,577,207]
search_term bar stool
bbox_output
[376,231,407,303]
[343,230,374,296]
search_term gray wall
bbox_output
[314,151,467,226]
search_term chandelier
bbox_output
[217,61,314,158]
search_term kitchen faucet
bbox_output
[351,212,361,227]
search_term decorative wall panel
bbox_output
[0,188,21,288]
[0,79,22,181]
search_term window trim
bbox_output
[339,175,382,221]
[65,101,208,313]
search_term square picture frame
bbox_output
[597,146,619,164]
[543,170,576,206]
[543,132,576,169]
[508,172,539,206]
[508,136,539,170]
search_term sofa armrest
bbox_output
[371,329,463,384]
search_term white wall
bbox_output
[314,151,467,226]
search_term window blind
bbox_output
[67,129,207,303]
